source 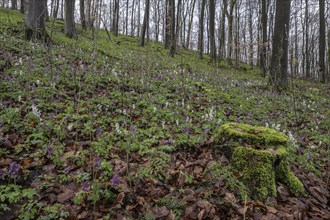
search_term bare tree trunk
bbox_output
[80,0,87,29]
[305,0,310,78]
[270,0,291,89]
[185,0,196,49]
[20,0,25,13]
[53,0,59,19]
[12,0,17,9]
[169,0,175,57]
[219,0,227,60]
[261,0,268,77]
[130,0,135,36]
[248,0,253,66]
[64,0,75,38]
[25,0,47,40]
[140,0,150,46]
[226,0,237,64]
[209,0,216,60]
[198,0,206,59]
[319,0,326,83]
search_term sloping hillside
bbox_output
[0,8,329,220]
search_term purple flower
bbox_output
[64,166,71,174]
[0,121,4,127]
[111,175,120,186]
[95,156,101,169]
[130,125,135,134]
[165,139,173,145]
[47,146,54,155]
[82,181,90,192]
[49,113,55,118]
[8,162,20,177]
[96,126,102,137]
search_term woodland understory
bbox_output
[0,7,330,220]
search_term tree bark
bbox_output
[64,0,75,38]
[270,0,291,89]
[140,0,150,46]
[25,0,47,40]
[261,0,268,76]
[169,0,176,57]
[209,0,216,60]
[185,0,196,49]
[165,0,171,49]
[219,0,227,60]
[80,0,87,29]
[319,0,326,83]
[198,0,206,59]
[12,0,17,9]
[20,0,25,13]
[226,0,237,64]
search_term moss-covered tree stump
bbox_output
[213,122,304,201]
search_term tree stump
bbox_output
[213,122,304,201]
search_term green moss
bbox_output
[275,160,305,195]
[213,123,304,200]
[232,146,276,201]
[214,122,288,147]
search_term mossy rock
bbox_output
[213,123,304,201]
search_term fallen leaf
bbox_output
[57,188,74,203]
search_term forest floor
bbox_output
[0,8,329,220]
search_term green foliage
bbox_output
[0,184,38,215]
[206,163,249,200]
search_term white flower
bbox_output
[18,95,21,102]
[97,104,102,110]
[153,107,157,113]
[32,104,42,121]
[162,121,165,129]
[132,104,135,110]
[67,124,73,131]
[165,102,169,108]
[115,123,121,134]
[176,120,179,126]
[36,80,40,85]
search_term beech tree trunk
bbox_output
[169,0,176,57]
[270,0,291,89]
[64,0,75,38]
[140,0,150,47]
[209,0,216,60]
[319,0,326,83]
[12,0,17,9]
[25,0,47,40]
[20,0,24,13]
[198,0,206,59]
[80,0,86,29]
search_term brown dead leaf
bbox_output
[22,158,31,169]
[57,188,74,203]
[225,192,237,203]
[308,186,328,204]
[114,192,125,205]
[266,206,278,214]
[151,206,169,218]
[125,204,137,211]
[183,194,197,202]
[197,209,205,220]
